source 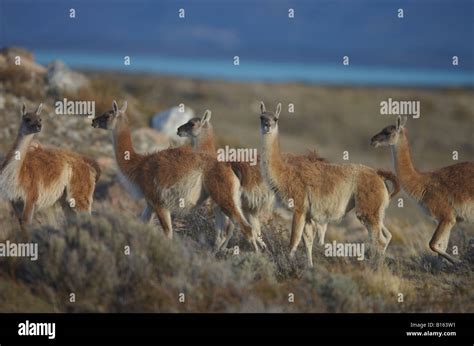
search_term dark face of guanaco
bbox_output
[92,100,127,131]
[20,103,43,136]
[371,115,407,147]
[92,109,116,130]
[259,102,281,136]
[177,110,212,139]
[177,118,203,138]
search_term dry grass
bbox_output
[80,72,474,170]
[0,62,472,313]
[0,64,46,100]
[0,195,472,313]
[59,79,124,117]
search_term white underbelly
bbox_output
[0,160,71,211]
[242,184,274,212]
[455,201,474,223]
[157,171,204,212]
[35,167,71,210]
[0,160,26,201]
[309,185,353,224]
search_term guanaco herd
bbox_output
[1,101,472,267]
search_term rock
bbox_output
[1,47,34,61]
[0,47,47,74]
[132,128,170,153]
[21,59,47,75]
[46,60,89,93]
[150,106,194,143]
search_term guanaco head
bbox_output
[371,115,408,148]
[177,110,212,138]
[92,100,128,130]
[259,101,282,135]
[20,103,43,135]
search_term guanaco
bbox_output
[92,101,261,251]
[177,110,273,251]
[371,115,473,263]
[259,102,399,266]
[178,110,331,266]
[0,103,100,230]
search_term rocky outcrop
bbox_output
[0,47,47,74]
[46,60,89,93]
[132,128,170,153]
[150,106,194,144]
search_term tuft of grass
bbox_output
[0,198,471,313]
[58,78,123,116]
[0,64,46,100]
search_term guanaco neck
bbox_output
[112,116,143,177]
[261,128,286,189]
[193,124,217,154]
[391,128,426,200]
[0,128,34,172]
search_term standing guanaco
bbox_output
[0,103,100,230]
[259,102,399,266]
[371,115,473,263]
[92,101,262,251]
[177,110,273,251]
[178,110,338,266]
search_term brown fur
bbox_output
[93,102,260,251]
[376,169,400,199]
[178,114,272,250]
[80,155,101,183]
[259,102,394,266]
[195,124,217,154]
[178,114,330,259]
[371,118,474,263]
[0,104,99,230]
[178,116,328,206]
[18,146,98,211]
[177,115,217,154]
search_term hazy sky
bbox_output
[1,0,473,70]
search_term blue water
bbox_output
[35,51,474,88]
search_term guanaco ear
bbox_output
[112,100,119,115]
[275,103,282,119]
[400,115,408,128]
[201,110,212,125]
[35,103,43,115]
[260,101,266,114]
[121,101,128,113]
[21,103,27,117]
[396,115,407,131]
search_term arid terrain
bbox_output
[0,48,473,312]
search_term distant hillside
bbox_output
[0,47,472,313]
